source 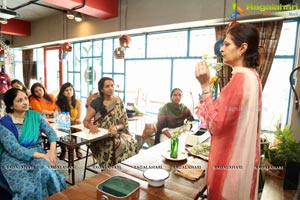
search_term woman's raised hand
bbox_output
[195,60,211,89]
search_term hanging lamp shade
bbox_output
[62,42,72,52]
[214,39,224,56]
[119,35,131,48]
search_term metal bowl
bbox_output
[126,109,136,118]
[143,169,169,187]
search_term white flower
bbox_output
[171,119,192,138]
[202,54,223,72]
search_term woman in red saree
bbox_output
[195,23,262,200]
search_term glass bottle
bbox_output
[170,136,179,158]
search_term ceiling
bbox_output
[0,0,118,36]
[4,0,64,22]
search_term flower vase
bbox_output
[170,136,179,158]
[213,83,218,100]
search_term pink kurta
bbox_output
[198,67,262,200]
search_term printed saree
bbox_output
[90,97,137,168]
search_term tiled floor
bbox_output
[56,146,100,186]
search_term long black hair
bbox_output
[30,82,53,103]
[56,82,76,113]
[97,77,114,116]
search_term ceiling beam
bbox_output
[1,19,31,36]
[42,0,118,19]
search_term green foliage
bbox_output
[271,125,300,164]
[171,120,192,138]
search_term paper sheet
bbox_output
[70,124,84,130]
[72,128,110,140]
[55,129,69,138]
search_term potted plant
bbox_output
[265,125,300,189]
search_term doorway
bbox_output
[44,46,63,94]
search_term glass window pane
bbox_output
[93,40,102,56]
[147,31,188,57]
[126,60,171,113]
[114,59,124,73]
[35,48,44,84]
[103,39,113,72]
[68,72,74,85]
[275,21,297,55]
[81,58,93,85]
[74,43,81,71]
[81,41,93,57]
[173,59,202,116]
[12,49,23,82]
[189,27,216,57]
[45,49,59,93]
[114,74,124,100]
[93,57,102,86]
[74,73,82,94]
[68,49,74,71]
[13,49,22,60]
[13,62,23,81]
[261,59,293,130]
[126,35,145,58]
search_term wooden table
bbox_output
[46,133,208,200]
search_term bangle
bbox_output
[201,88,212,95]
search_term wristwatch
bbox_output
[201,88,212,95]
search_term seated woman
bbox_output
[0,88,66,199]
[83,77,137,168]
[56,82,83,159]
[10,79,30,96]
[29,82,56,117]
[155,88,194,144]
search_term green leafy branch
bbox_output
[274,125,300,163]
[171,119,192,138]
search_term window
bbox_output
[261,21,298,131]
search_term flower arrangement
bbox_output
[202,54,223,99]
[171,119,192,138]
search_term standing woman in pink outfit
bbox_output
[195,23,262,200]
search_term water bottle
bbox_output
[59,112,66,132]
[53,109,59,129]
[65,112,71,135]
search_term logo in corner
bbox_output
[230,2,246,18]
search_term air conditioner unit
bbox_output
[0,8,18,19]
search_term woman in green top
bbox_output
[155,88,194,144]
